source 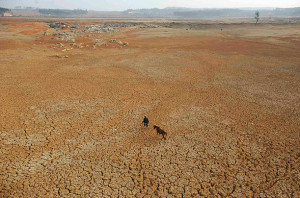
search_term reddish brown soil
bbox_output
[0,18,299,197]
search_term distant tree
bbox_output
[0,7,11,16]
[255,10,260,24]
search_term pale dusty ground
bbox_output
[0,19,299,197]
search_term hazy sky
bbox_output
[1,0,300,11]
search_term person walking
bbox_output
[142,115,149,127]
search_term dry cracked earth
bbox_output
[0,18,299,197]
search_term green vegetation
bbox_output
[39,9,88,16]
[0,7,11,16]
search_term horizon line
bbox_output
[4,6,300,12]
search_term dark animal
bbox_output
[153,125,167,139]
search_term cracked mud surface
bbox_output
[0,19,299,197]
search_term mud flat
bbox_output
[0,18,299,197]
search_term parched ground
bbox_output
[0,18,299,197]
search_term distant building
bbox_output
[3,12,13,17]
